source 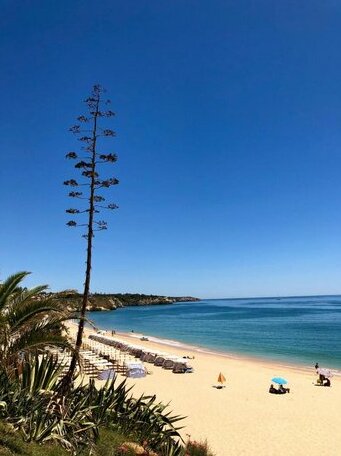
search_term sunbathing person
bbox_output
[318,373,326,386]
[279,384,290,394]
[269,384,279,394]
[323,378,331,387]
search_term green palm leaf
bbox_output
[0,272,72,371]
[0,271,30,311]
[8,299,63,330]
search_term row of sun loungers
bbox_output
[82,337,144,376]
[47,330,193,379]
[79,350,115,377]
[47,347,116,378]
[89,333,194,374]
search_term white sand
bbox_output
[68,324,341,456]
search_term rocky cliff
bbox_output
[51,291,200,311]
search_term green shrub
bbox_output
[185,440,215,456]
[0,421,158,456]
[0,421,69,455]
[0,354,185,454]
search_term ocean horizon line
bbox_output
[202,293,341,301]
[59,291,341,301]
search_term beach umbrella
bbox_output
[271,377,288,385]
[217,372,226,385]
[98,369,115,380]
[317,368,333,378]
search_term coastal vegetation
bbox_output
[0,421,213,456]
[44,291,199,312]
[0,271,214,455]
[0,353,184,454]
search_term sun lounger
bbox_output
[154,355,168,367]
[172,361,193,373]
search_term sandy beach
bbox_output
[69,324,341,456]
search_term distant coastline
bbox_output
[46,291,200,311]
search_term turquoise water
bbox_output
[88,296,341,369]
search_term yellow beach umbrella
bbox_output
[217,372,226,384]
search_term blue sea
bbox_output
[88,296,341,370]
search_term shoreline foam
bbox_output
[114,329,341,376]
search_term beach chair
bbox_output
[154,355,167,367]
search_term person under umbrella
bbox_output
[269,377,290,394]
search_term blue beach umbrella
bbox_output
[272,377,288,385]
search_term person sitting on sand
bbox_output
[269,384,279,394]
[323,378,331,387]
[319,373,325,385]
[279,384,290,394]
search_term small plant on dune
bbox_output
[185,439,215,456]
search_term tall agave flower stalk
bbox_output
[63,85,119,386]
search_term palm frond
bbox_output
[0,271,30,311]
[8,299,64,331]
[9,329,71,356]
[11,285,49,306]
[0,272,74,371]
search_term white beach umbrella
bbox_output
[317,368,333,378]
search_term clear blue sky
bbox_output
[1,0,341,298]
